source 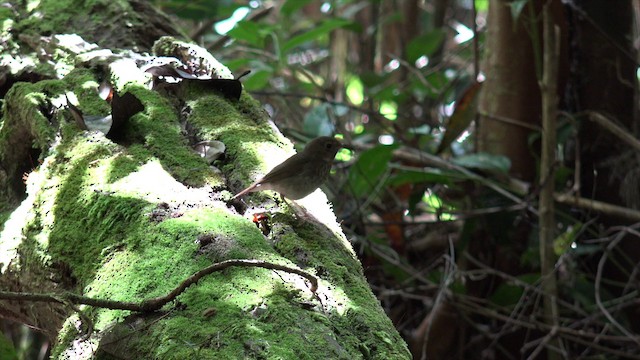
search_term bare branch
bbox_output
[0,259,318,313]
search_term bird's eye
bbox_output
[325,142,333,149]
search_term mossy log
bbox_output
[0,1,410,359]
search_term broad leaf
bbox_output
[490,273,538,307]
[227,21,266,47]
[242,69,272,90]
[406,29,446,63]
[282,19,353,53]
[348,144,398,198]
[303,104,336,137]
[281,0,313,16]
[452,152,511,173]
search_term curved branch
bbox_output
[0,259,318,313]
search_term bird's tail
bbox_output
[231,182,259,200]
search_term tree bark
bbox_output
[0,1,410,359]
[477,0,543,182]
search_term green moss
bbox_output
[183,90,289,193]
[48,195,410,359]
[15,0,129,41]
[1,82,58,153]
[235,93,271,124]
[106,149,145,183]
[147,37,295,193]
[64,68,111,116]
[0,8,12,24]
[118,85,222,187]
[55,207,281,358]
[263,218,410,359]
[2,33,409,360]
[46,147,250,358]
[38,124,223,288]
[0,81,66,206]
[17,0,85,37]
[31,133,149,285]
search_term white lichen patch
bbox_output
[0,136,61,272]
[107,160,213,206]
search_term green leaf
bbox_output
[0,333,17,360]
[346,76,364,105]
[490,273,538,307]
[413,71,448,99]
[360,72,388,87]
[303,104,336,137]
[557,120,575,145]
[282,19,353,53]
[226,21,265,47]
[406,29,446,63]
[490,283,523,307]
[281,0,313,16]
[223,58,251,71]
[450,280,467,295]
[475,0,489,12]
[452,152,511,173]
[372,84,400,102]
[554,222,582,255]
[159,0,228,20]
[242,69,272,90]
[348,144,398,198]
[554,165,573,188]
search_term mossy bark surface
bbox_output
[0,1,411,359]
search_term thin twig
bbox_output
[348,142,536,214]
[464,254,587,317]
[586,111,640,152]
[526,325,558,360]
[420,239,457,360]
[478,111,542,131]
[554,193,640,221]
[0,259,318,312]
[594,230,640,346]
[454,295,640,358]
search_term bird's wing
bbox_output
[231,153,303,199]
[259,153,305,183]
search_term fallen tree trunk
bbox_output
[0,1,410,358]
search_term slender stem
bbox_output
[538,2,562,359]
[528,0,543,81]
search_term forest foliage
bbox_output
[2,0,640,358]
[152,1,640,358]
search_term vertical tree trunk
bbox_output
[478,0,543,182]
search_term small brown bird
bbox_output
[232,136,342,200]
